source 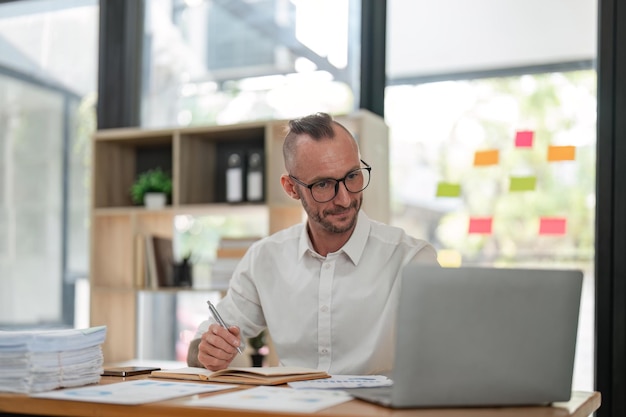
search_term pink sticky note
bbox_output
[515,130,534,148]
[468,217,493,235]
[539,217,567,235]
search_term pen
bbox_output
[207,300,245,354]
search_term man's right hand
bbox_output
[193,323,243,371]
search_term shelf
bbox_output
[94,125,270,209]
[94,134,173,209]
[92,203,274,217]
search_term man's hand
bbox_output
[192,323,243,371]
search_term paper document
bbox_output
[288,374,393,389]
[0,326,106,352]
[0,326,106,393]
[32,379,235,405]
[187,386,352,413]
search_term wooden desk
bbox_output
[0,376,601,417]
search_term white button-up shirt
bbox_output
[194,211,438,375]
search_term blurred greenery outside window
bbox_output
[386,70,596,270]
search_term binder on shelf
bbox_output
[226,152,244,203]
[246,150,264,202]
[215,140,265,204]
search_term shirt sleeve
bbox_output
[193,243,267,341]
[193,319,211,340]
[409,243,440,265]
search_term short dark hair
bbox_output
[286,112,335,141]
[283,112,353,171]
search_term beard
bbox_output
[298,189,362,234]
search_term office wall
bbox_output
[387,0,597,80]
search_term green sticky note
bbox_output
[509,176,536,191]
[436,182,461,197]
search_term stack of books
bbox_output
[0,325,107,393]
[211,237,261,290]
[145,234,175,288]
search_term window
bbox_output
[141,0,360,128]
[0,0,98,328]
[385,0,597,392]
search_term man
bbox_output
[187,112,438,375]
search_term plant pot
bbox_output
[250,353,265,367]
[172,262,192,287]
[143,193,167,210]
[144,192,166,209]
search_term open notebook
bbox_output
[151,366,330,386]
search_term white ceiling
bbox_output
[386,0,598,80]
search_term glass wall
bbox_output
[0,0,98,327]
[137,1,600,376]
[385,71,596,390]
[141,0,359,128]
[385,0,597,392]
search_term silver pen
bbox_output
[207,300,245,354]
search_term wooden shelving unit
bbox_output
[89,110,389,363]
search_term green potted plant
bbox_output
[130,168,173,209]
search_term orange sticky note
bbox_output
[474,150,499,166]
[547,145,575,161]
[468,217,493,235]
[515,130,534,148]
[539,217,567,235]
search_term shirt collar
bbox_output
[297,211,371,265]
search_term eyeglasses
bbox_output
[289,160,372,203]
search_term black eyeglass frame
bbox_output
[288,159,372,203]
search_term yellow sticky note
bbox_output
[474,150,499,166]
[509,176,536,192]
[547,145,575,161]
[437,249,463,268]
[436,182,461,197]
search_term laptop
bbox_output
[347,265,583,408]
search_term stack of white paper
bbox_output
[0,326,106,393]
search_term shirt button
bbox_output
[324,263,331,269]
[321,348,329,354]
[321,305,329,312]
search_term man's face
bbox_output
[289,128,363,235]
[296,178,363,235]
